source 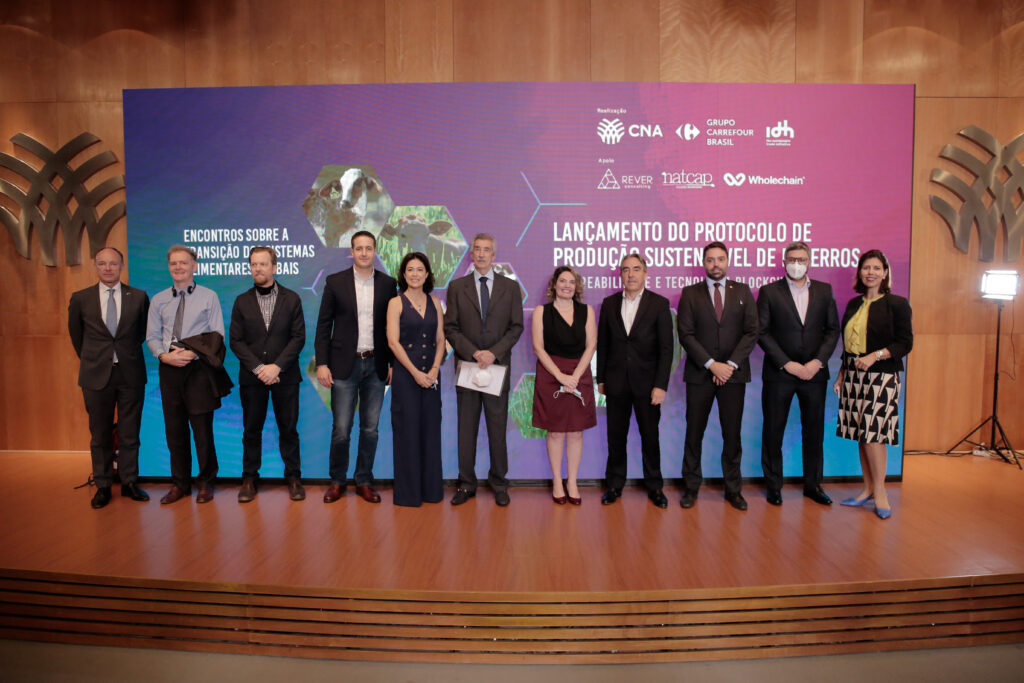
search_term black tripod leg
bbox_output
[990,416,1021,469]
[944,416,994,455]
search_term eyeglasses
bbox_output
[784,257,809,264]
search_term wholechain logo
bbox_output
[723,173,746,186]
[0,132,125,266]
[597,118,626,144]
[930,125,1023,262]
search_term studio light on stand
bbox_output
[946,270,1020,467]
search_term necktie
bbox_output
[479,276,489,325]
[713,282,723,322]
[105,288,118,336]
[172,289,186,341]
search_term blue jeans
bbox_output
[329,357,386,485]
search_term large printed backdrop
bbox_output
[123,82,914,481]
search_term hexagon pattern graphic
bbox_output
[380,206,467,287]
[302,164,395,248]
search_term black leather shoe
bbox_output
[288,479,306,501]
[725,492,748,511]
[648,490,668,509]
[680,489,698,509]
[766,489,782,506]
[601,489,622,505]
[494,490,510,507]
[121,482,150,502]
[804,486,833,506]
[91,487,112,509]
[451,488,475,506]
[238,478,256,503]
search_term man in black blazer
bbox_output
[229,247,307,503]
[677,241,759,511]
[596,253,674,508]
[757,241,840,506]
[444,233,524,506]
[314,230,397,504]
[68,247,151,509]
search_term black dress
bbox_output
[532,300,597,432]
[391,294,443,506]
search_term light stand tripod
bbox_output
[945,298,1020,468]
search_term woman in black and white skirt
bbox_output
[833,249,913,520]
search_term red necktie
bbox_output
[713,282,723,322]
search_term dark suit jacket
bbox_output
[229,283,305,386]
[179,331,234,414]
[596,290,674,396]
[314,268,396,381]
[839,293,913,373]
[68,283,150,390]
[444,271,524,371]
[757,278,840,382]
[676,279,759,384]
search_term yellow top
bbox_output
[844,295,883,355]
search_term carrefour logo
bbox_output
[597,118,664,144]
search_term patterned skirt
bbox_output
[836,356,902,445]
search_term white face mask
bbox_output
[786,262,808,280]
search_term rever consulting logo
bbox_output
[0,132,125,266]
[930,125,1023,262]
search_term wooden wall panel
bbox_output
[660,0,796,82]
[591,0,660,82]
[795,0,863,83]
[183,0,253,87]
[385,0,454,83]
[0,1,57,104]
[1000,0,1024,96]
[904,334,987,450]
[862,0,1002,97]
[250,0,385,86]
[453,0,590,81]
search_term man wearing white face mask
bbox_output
[756,241,840,506]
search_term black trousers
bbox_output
[159,363,217,491]
[82,364,144,487]
[455,386,509,493]
[240,382,301,480]
[760,377,826,492]
[604,392,663,493]
[683,382,745,495]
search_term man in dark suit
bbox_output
[677,241,759,511]
[444,233,524,506]
[757,241,840,506]
[229,247,307,503]
[596,253,673,509]
[68,247,151,509]
[315,230,396,504]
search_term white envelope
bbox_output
[455,361,507,396]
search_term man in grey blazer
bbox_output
[444,234,524,506]
[757,240,840,506]
[68,247,151,508]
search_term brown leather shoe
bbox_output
[323,482,345,503]
[237,478,256,503]
[355,484,381,503]
[288,479,306,501]
[160,485,189,505]
[196,484,214,504]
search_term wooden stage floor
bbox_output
[0,451,1022,662]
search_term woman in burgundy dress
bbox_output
[531,266,597,505]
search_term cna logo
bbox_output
[723,172,746,186]
[675,123,701,141]
[766,120,795,146]
[597,169,620,189]
[597,118,664,144]
[597,118,626,144]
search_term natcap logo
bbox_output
[675,123,701,141]
[766,120,795,146]
[723,173,746,186]
[597,169,620,190]
[597,118,626,144]
[0,132,125,266]
[930,125,1023,262]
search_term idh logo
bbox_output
[597,118,664,145]
[766,120,794,146]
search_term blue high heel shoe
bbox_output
[840,494,873,507]
[875,505,892,520]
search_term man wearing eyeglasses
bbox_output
[756,240,840,506]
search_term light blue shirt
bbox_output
[475,267,495,309]
[146,282,224,357]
